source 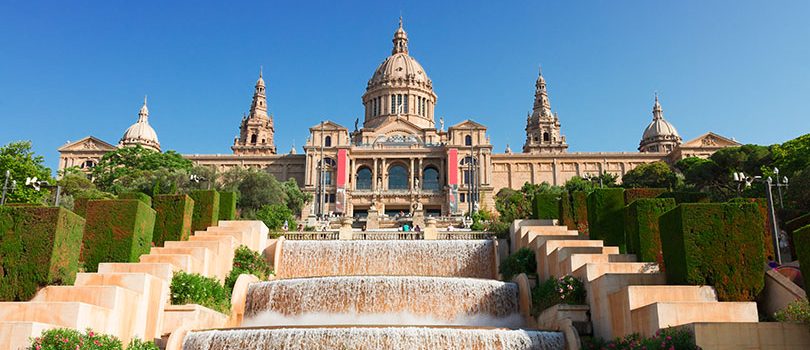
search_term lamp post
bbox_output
[773,167,789,209]
[1,170,16,205]
[733,171,788,264]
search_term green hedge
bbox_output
[660,203,765,301]
[0,206,85,301]
[533,193,560,220]
[572,191,589,236]
[624,188,667,205]
[218,191,237,221]
[728,198,774,259]
[152,194,194,247]
[83,199,155,272]
[587,188,626,252]
[559,192,575,230]
[657,191,710,204]
[786,213,810,261]
[73,198,89,218]
[118,192,152,206]
[624,198,677,267]
[188,190,220,231]
[794,225,810,290]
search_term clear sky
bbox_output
[1,1,808,172]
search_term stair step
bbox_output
[580,272,668,339]
[139,254,200,274]
[98,262,173,282]
[631,302,758,338]
[0,321,59,350]
[608,285,718,337]
[151,246,213,276]
[608,254,637,262]
[572,262,660,283]
[0,302,111,334]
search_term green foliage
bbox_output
[533,192,560,220]
[587,188,626,252]
[787,165,810,211]
[170,271,231,314]
[660,203,765,301]
[773,134,810,175]
[28,328,159,350]
[621,162,680,189]
[152,194,194,247]
[657,191,710,204]
[495,182,564,224]
[531,275,586,315]
[91,145,193,194]
[0,206,84,301]
[624,198,677,267]
[583,171,619,188]
[470,210,486,231]
[581,327,701,350]
[623,188,667,205]
[727,198,774,259]
[563,176,597,194]
[559,193,575,230]
[225,245,273,291]
[220,167,285,217]
[280,178,310,215]
[117,192,152,206]
[499,248,536,281]
[793,225,810,290]
[83,200,155,272]
[188,190,219,231]
[256,204,295,230]
[774,299,810,330]
[0,141,53,204]
[218,191,238,220]
[572,191,589,236]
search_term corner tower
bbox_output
[233,69,277,155]
[362,18,438,130]
[523,68,567,154]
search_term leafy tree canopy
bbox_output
[91,145,192,193]
[256,203,295,230]
[0,141,53,204]
[621,161,680,189]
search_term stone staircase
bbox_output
[516,221,759,340]
[0,220,268,350]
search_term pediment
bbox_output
[309,120,347,131]
[681,132,740,148]
[58,136,117,152]
[448,119,487,130]
[371,117,425,135]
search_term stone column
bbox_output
[409,157,415,191]
[372,158,378,191]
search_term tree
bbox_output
[787,165,810,211]
[256,204,295,230]
[710,144,774,177]
[772,134,810,176]
[564,176,597,194]
[0,141,53,204]
[281,178,310,215]
[91,145,192,193]
[621,161,680,189]
[221,167,286,217]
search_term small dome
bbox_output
[639,95,682,152]
[120,98,160,152]
[368,53,432,89]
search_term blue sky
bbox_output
[1,1,808,171]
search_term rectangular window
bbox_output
[391,95,396,114]
[396,94,402,113]
[324,172,333,185]
[404,95,409,113]
[460,193,466,203]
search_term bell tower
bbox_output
[523,68,568,154]
[232,68,277,155]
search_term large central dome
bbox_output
[362,20,437,130]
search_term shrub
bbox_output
[188,190,220,231]
[170,271,231,314]
[581,326,701,350]
[256,203,295,230]
[559,192,575,230]
[794,225,810,287]
[0,206,84,301]
[660,203,765,301]
[531,275,586,315]
[27,328,159,350]
[117,192,152,206]
[152,194,194,247]
[728,197,774,259]
[225,245,273,291]
[624,198,677,267]
[774,299,810,329]
[572,191,589,236]
[218,191,238,220]
[499,248,536,281]
[533,193,560,220]
[82,199,155,272]
[624,188,667,205]
[125,338,160,350]
[587,188,626,252]
[657,191,710,204]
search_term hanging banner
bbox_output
[336,149,348,214]
[447,148,459,214]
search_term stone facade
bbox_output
[57,20,740,218]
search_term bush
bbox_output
[624,188,667,205]
[657,191,710,204]
[170,271,231,314]
[774,299,810,329]
[572,191,589,236]
[499,248,536,281]
[152,194,194,247]
[0,206,84,301]
[117,192,152,206]
[624,198,677,267]
[83,199,155,272]
[256,204,295,230]
[28,328,159,350]
[125,338,160,350]
[794,225,810,287]
[581,326,701,350]
[188,190,220,231]
[559,192,575,230]
[225,245,273,291]
[728,198,774,259]
[218,191,238,220]
[531,275,586,315]
[660,203,765,301]
[587,188,626,252]
[533,193,560,220]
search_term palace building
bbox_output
[58,20,740,219]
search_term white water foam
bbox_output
[242,310,527,329]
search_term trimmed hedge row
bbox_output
[660,203,765,301]
[572,191,589,236]
[152,194,194,247]
[624,198,677,268]
[189,190,219,231]
[533,193,560,220]
[559,192,576,230]
[728,197,774,259]
[83,199,155,272]
[587,188,626,252]
[218,191,237,221]
[657,191,710,204]
[0,206,85,301]
[624,188,667,205]
[786,213,810,261]
[73,198,89,218]
[118,192,152,206]
[794,224,810,288]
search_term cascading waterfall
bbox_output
[243,276,523,327]
[276,240,496,279]
[183,327,566,350]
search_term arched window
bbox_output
[465,135,472,146]
[388,165,408,190]
[356,167,372,190]
[320,157,337,185]
[543,132,550,142]
[251,134,258,143]
[324,136,332,147]
[423,166,440,191]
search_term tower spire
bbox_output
[532,67,551,119]
[138,95,149,122]
[652,92,663,120]
[392,17,409,55]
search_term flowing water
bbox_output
[183,327,566,350]
[276,240,496,279]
